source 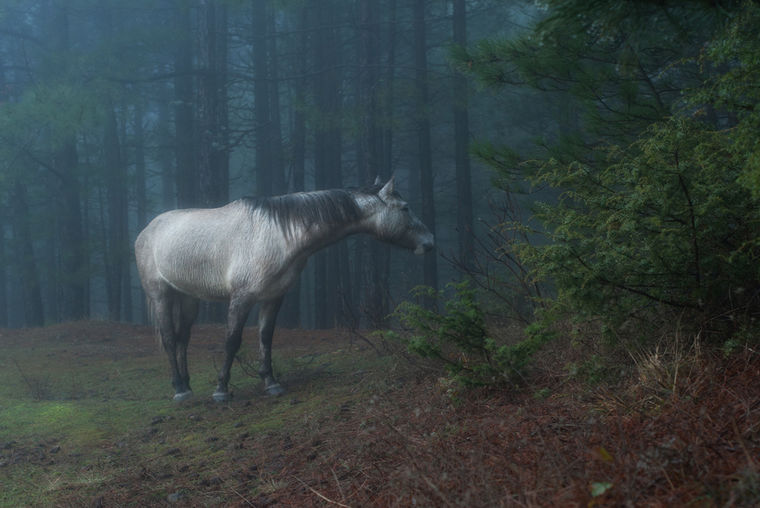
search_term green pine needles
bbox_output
[386,282,553,387]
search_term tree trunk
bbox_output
[174,0,197,208]
[356,0,390,327]
[56,143,87,320]
[157,87,176,209]
[252,0,272,197]
[313,1,344,328]
[0,220,7,327]
[197,0,229,207]
[214,2,230,204]
[104,104,128,322]
[11,181,44,327]
[278,4,309,328]
[413,0,438,294]
[51,1,87,320]
[134,102,149,322]
[453,0,473,265]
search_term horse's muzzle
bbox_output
[414,238,435,255]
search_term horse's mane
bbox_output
[240,189,364,235]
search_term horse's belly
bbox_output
[155,250,232,301]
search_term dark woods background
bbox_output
[2,0,757,345]
[0,0,523,329]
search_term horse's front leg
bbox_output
[213,296,253,402]
[258,297,284,396]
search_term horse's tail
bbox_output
[146,292,195,351]
[144,295,177,351]
[144,295,163,350]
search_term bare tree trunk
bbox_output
[97,3,129,322]
[134,102,149,323]
[413,0,438,294]
[157,88,175,209]
[198,0,229,207]
[0,219,7,327]
[104,104,128,322]
[313,1,344,328]
[0,65,7,327]
[355,0,390,327]
[278,4,309,328]
[453,0,473,265]
[197,0,230,323]
[252,0,272,197]
[215,2,229,204]
[11,181,44,327]
[267,7,286,195]
[174,0,197,208]
[57,145,87,320]
[51,2,87,320]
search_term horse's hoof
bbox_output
[265,384,285,397]
[212,391,230,402]
[173,390,193,402]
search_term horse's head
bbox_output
[367,177,434,255]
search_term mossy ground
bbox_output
[0,322,388,506]
[1,321,758,506]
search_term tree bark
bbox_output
[11,181,44,327]
[51,1,87,320]
[104,104,128,322]
[198,0,229,207]
[453,0,473,265]
[174,0,197,208]
[356,0,390,327]
[413,0,438,294]
[252,0,272,197]
[313,1,344,328]
[278,4,309,328]
[134,101,149,322]
[0,219,7,327]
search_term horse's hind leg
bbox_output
[174,295,199,401]
[213,295,254,402]
[154,290,191,401]
[257,298,284,396]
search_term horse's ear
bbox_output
[374,175,382,186]
[378,175,395,200]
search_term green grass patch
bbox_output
[0,324,389,506]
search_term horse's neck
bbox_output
[292,194,369,257]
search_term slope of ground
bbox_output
[0,321,758,506]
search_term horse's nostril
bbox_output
[414,240,434,255]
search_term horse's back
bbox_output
[136,203,251,300]
[136,201,294,301]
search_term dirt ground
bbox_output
[1,321,759,506]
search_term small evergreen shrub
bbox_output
[385,282,553,387]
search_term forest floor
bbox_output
[0,321,759,507]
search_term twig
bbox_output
[231,487,255,506]
[331,467,347,505]
[731,417,758,469]
[292,475,351,507]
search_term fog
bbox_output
[0,0,539,328]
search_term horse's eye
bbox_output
[401,205,410,212]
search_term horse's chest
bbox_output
[236,252,306,300]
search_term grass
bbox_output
[0,322,388,506]
[0,321,759,506]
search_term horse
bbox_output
[135,177,434,402]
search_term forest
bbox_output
[2,0,754,341]
[0,0,523,329]
[2,0,760,504]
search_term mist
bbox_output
[0,0,536,329]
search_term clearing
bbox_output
[0,321,758,506]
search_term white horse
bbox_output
[135,178,434,401]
